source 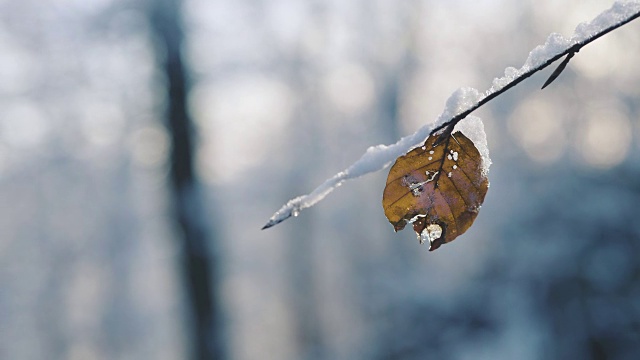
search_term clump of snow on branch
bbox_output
[490,67,520,93]
[524,33,572,70]
[573,0,640,42]
[434,87,483,131]
[264,0,640,229]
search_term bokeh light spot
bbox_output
[578,107,631,169]
[508,99,566,163]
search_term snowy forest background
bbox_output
[2,0,640,359]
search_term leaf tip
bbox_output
[541,52,575,90]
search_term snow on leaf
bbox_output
[454,116,491,177]
[382,130,489,251]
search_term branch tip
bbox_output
[261,209,294,230]
[261,218,281,230]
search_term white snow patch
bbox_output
[489,66,521,93]
[455,116,491,177]
[572,1,640,43]
[432,87,484,129]
[421,224,443,245]
[408,214,426,224]
[486,32,571,94]
[524,33,572,71]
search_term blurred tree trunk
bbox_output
[148,1,225,359]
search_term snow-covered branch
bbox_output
[263,0,640,230]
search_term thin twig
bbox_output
[431,10,640,135]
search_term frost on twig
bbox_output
[263,0,640,230]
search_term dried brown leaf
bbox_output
[382,131,489,251]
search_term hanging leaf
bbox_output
[382,130,489,251]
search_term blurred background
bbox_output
[1,0,640,359]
